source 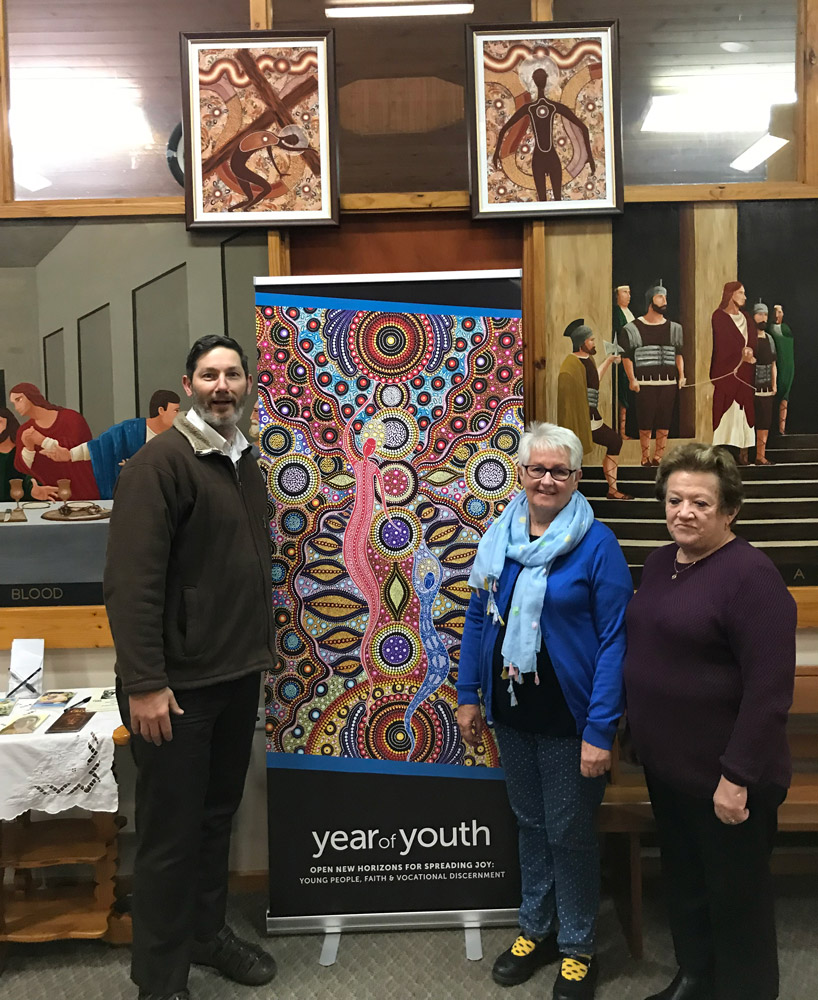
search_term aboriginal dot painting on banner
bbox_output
[255,273,524,772]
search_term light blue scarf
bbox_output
[468,489,595,695]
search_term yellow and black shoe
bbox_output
[491,932,559,986]
[552,953,598,999]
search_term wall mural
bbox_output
[1,386,180,504]
[256,280,524,769]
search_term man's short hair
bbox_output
[148,389,181,418]
[185,335,250,379]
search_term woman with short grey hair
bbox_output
[517,422,584,473]
[457,421,632,1000]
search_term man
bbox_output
[711,281,757,464]
[768,303,795,434]
[37,389,180,498]
[751,301,777,466]
[558,318,632,500]
[104,335,276,1000]
[618,279,685,467]
[612,284,636,440]
[10,382,98,499]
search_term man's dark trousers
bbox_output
[118,672,260,995]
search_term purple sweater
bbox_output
[624,537,796,797]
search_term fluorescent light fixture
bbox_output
[720,41,749,53]
[641,72,797,133]
[730,133,789,172]
[326,3,473,17]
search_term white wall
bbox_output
[0,268,40,394]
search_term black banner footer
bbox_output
[267,763,521,921]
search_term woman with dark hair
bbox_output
[9,383,98,499]
[0,405,57,502]
[624,443,796,1000]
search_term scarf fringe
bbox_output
[485,577,506,626]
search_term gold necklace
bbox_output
[671,553,698,580]
[672,534,733,580]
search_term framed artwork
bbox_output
[466,21,623,220]
[180,30,339,228]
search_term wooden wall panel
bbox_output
[679,203,739,442]
[522,221,546,423]
[289,213,523,275]
[542,219,613,458]
[0,606,112,649]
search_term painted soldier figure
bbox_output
[768,303,795,434]
[613,284,636,440]
[558,318,632,500]
[618,280,685,467]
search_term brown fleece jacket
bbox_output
[104,414,275,694]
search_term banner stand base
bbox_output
[464,926,483,961]
[266,906,518,937]
[307,922,485,967]
[319,930,341,966]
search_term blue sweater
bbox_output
[456,520,632,750]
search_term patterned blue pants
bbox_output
[494,723,607,956]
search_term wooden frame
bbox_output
[180,29,339,229]
[466,20,624,220]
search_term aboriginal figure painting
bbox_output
[468,23,622,219]
[182,32,338,227]
[256,282,524,769]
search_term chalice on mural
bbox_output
[57,479,72,517]
[8,478,27,522]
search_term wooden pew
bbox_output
[599,664,818,959]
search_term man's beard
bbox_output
[651,302,668,316]
[192,394,245,431]
[585,344,597,356]
[756,320,768,331]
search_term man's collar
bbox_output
[180,409,250,458]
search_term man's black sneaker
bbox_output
[191,925,277,986]
[492,932,559,986]
[553,954,598,999]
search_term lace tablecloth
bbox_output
[0,700,123,821]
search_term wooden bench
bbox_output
[599,664,818,959]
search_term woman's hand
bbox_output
[713,775,749,825]
[456,704,484,747]
[580,740,611,778]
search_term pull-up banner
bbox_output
[256,270,524,932]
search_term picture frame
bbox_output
[180,30,339,229]
[466,21,623,220]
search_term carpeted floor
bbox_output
[1,881,815,999]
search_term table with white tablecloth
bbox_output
[0,696,123,822]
